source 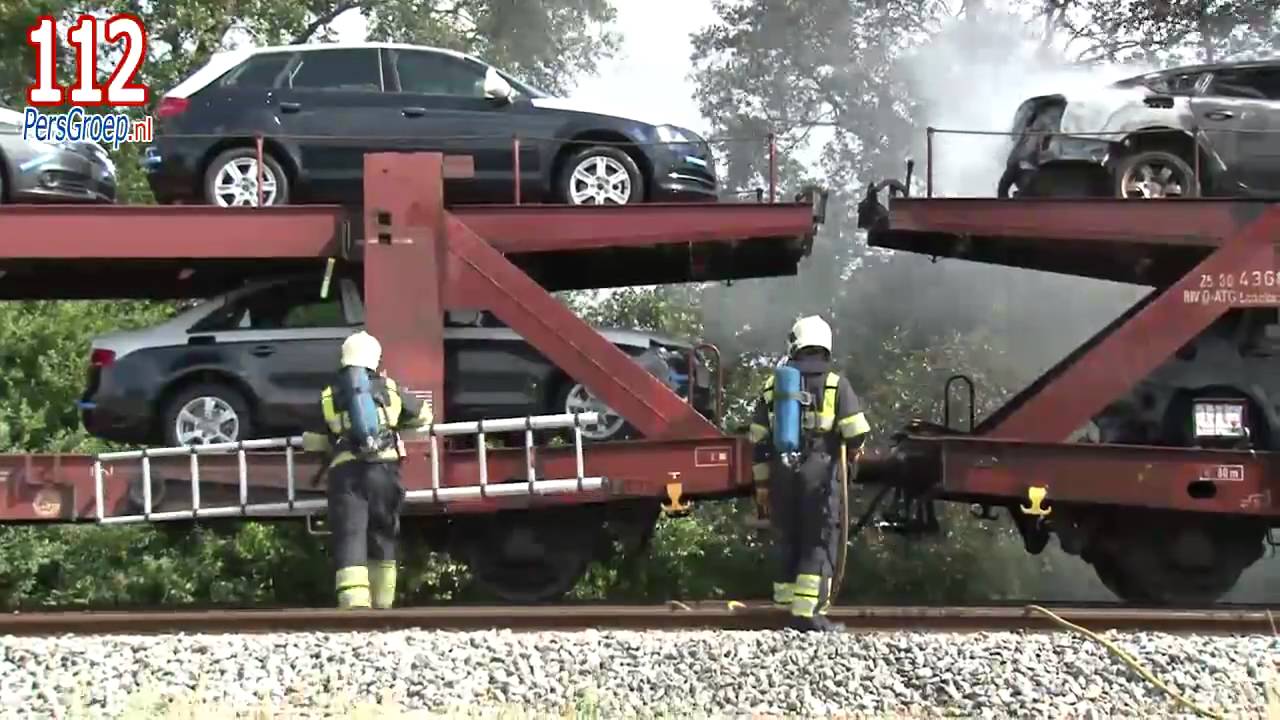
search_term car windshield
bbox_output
[1112,69,1205,95]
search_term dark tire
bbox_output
[456,508,598,603]
[202,146,290,207]
[159,382,254,447]
[556,145,644,205]
[1112,149,1199,199]
[1084,513,1264,605]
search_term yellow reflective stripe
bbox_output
[764,375,775,389]
[818,372,838,430]
[336,565,371,609]
[839,412,870,438]
[386,387,403,426]
[795,573,821,594]
[791,573,821,617]
[748,423,769,443]
[752,462,770,481]
[329,447,401,467]
[320,387,343,435]
[369,560,397,609]
[773,582,794,603]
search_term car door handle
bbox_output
[401,106,426,117]
[250,345,276,357]
[279,102,302,113]
[1204,110,1234,120]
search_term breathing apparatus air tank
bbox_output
[339,365,384,457]
[772,364,803,455]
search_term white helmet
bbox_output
[789,315,833,356]
[341,331,382,369]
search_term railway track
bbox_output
[0,602,1273,636]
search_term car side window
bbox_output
[219,53,293,89]
[1205,68,1277,100]
[244,289,347,329]
[288,49,382,92]
[390,49,487,97]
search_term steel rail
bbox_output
[0,603,1272,636]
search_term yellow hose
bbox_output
[1026,604,1227,720]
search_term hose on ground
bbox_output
[1025,604,1226,720]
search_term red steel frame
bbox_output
[0,152,820,522]
[866,198,1279,519]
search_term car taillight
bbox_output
[157,97,189,118]
[90,348,116,367]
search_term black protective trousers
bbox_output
[768,448,844,611]
[326,460,407,569]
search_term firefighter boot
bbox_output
[369,560,397,609]
[772,582,794,608]
[335,566,371,609]
[789,614,846,632]
[788,573,845,632]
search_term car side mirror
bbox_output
[483,67,513,103]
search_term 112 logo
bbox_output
[26,14,149,107]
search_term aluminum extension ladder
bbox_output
[92,411,606,524]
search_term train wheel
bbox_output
[455,506,601,603]
[1083,511,1265,605]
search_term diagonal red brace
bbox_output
[445,213,722,440]
[988,205,1280,442]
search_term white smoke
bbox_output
[898,12,1155,197]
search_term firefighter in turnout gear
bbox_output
[747,315,870,631]
[301,331,433,610]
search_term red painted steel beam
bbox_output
[987,206,1280,442]
[0,205,344,258]
[0,435,753,521]
[453,202,816,253]
[362,154,447,425]
[445,212,722,440]
[924,437,1279,517]
[886,198,1265,246]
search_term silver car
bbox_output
[0,106,117,204]
[999,60,1280,200]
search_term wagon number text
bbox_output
[1199,271,1278,289]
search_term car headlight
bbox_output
[656,125,700,144]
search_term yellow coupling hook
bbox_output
[661,475,690,515]
[1021,486,1052,517]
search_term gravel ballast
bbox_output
[0,628,1275,718]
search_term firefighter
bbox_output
[301,331,433,610]
[747,315,870,631]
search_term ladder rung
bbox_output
[91,411,604,524]
[404,476,606,502]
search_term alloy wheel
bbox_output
[211,157,279,207]
[174,396,240,445]
[568,156,633,205]
[563,383,626,440]
[1119,159,1187,199]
